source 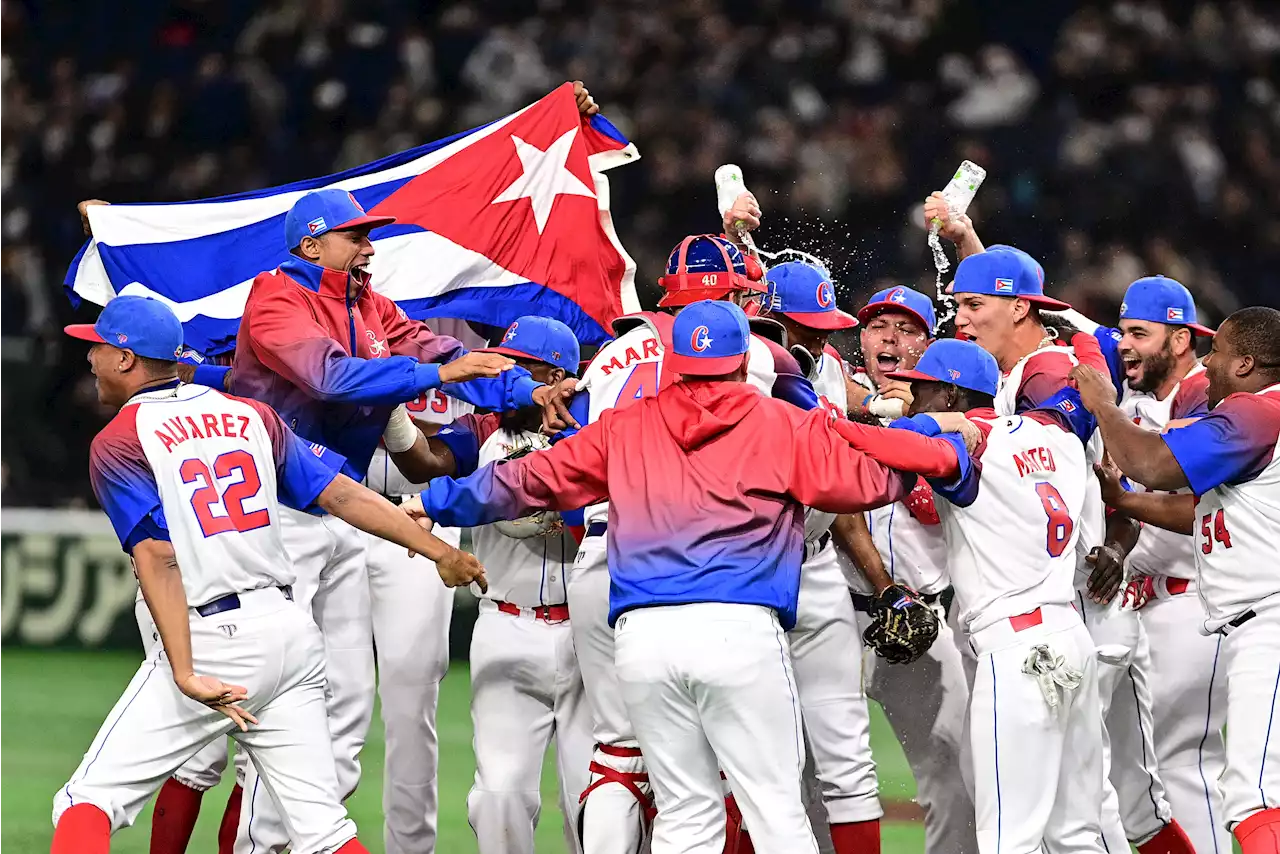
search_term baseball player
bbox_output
[858,337,1108,854]
[401,299,968,854]
[937,220,1183,854]
[759,262,917,854]
[228,188,575,853]
[832,284,980,854]
[556,231,819,854]
[392,316,592,854]
[1050,276,1227,854]
[1069,305,1280,854]
[51,296,484,854]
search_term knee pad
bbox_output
[577,743,653,854]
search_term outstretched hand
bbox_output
[1068,364,1117,414]
[534,378,579,432]
[439,352,515,384]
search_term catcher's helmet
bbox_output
[656,235,766,308]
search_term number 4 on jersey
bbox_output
[1035,481,1074,557]
[616,361,660,407]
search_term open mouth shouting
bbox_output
[874,350,902,374]
[350,261,372,289]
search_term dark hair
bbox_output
[136,355,179,377]
[952,385,995,412]
[1224,306,1280,376]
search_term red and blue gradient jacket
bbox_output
[233,256,540,480]
[419,380,961,629]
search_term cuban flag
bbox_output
[65,84,641,356]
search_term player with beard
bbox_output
[388,316,592,854]
[928,200,1186,854]
[832,285,980,854]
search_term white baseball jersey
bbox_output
[89,382,341,607]
[849,367,951,593]
[574,313,819,528]
[1121,365,1210,581]
[804,345,850,541]
[434,413,577,606]
[924,409,1088,634]
[1162,384,1280,631]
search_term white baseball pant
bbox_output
[54,588,358,854]
[1220,598,1280,831]
[1076,592,1171,849]
[236,508,372,854]
[858,596,979,854]
[366,523,458,854]
[967,604,1108,854]
[468,600,593,853]
[789,543,881,826]
[135,595,241,792]
[1139,579,1230,854]
[616,602,818,854]
[567,533,652,854]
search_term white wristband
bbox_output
[383,405,419,454]
[868,395,906,419]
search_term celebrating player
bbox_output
[852,337,1109,854]
[400,299,967,854]
[834,285,980,854]
[1070,306,1280,854]
[935,216,1180,854]
[51,296,484,854]
[391,316,592,854]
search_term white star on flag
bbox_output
[490,127,596,234]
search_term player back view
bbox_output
[51,297,482,854]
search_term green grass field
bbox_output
[2,649,926,853]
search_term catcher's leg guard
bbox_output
[578,744,653,854]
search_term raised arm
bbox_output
[786,410,926,513]
[1071,365,1189,489]
[830,513,895,594]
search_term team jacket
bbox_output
[233,256,539,480]
[418,380,961,630]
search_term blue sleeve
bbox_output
[772,373,820,411]
[1162,398,1280,495]
[419,470,496,528]
[1039,387,1097,443]
[121,509,171,553]
[89,429,164,551]
[889,415,980,507]
[1094,326,1126,393]
[562,506,585,527]
[433,421,482,476]
[441,365,540,411]
[549,390,591,442]
[275,432,345,512]
[192,364,232,389]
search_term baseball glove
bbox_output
[862,584,940,665]
[492,443,563,540]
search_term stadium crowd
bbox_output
[4,0,1280,506]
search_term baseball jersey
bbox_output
[1121,365,1210,581]
[435,413,576,606]
[848,366,951,594]
[572,312,819,529]
[898,408,1088,634]
[89,381,344,607]
[1163,384,1280,632]
[365,388,475,496]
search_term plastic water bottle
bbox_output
[928,160,986,275]
[715,164,759,255]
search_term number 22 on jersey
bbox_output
[181,450,269,537]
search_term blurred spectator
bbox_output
[3,0,1279,506]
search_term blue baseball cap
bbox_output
[1120,276,1215,337]
[65,295,185,360]
[886,338,999,397]
[951,245,1071,310]
[764,262,857,330]
[668,300,751,376]
[857,285,938,335]
[284,188,396,249]
[479,316,581,374]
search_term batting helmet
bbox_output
[656,235,766,308]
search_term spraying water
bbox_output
[928,161,987,330]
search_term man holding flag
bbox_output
[70,82,637,854]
